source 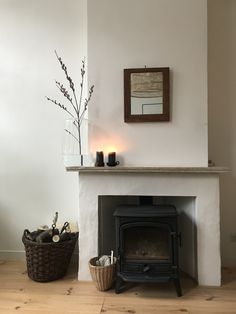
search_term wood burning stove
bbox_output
[114,204,182,296]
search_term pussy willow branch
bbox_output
[54,50,75,92]
[78,59,85,115]
[55,81,72,102]
[72,86,81,157]
[55,50,80,123]
[64,129,79,143]
[46,97,75,120]
[55,81,77,116]
[79,85,94,124]
[46,51,94,158]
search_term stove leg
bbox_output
[174,278,182,297]
[115,276,124,294]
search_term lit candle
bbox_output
[108,152,116,165]
[107,152,120,167]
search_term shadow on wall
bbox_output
[208,0,236,266]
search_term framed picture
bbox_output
[124,67,170,122]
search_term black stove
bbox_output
[113,204,182,296]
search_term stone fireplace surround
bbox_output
[67,166,227,286]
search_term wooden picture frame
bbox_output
[124,67,170,122]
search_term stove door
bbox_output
[120,222,174,263]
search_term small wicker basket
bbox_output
[22,232,78,282]
[89,256,116,291]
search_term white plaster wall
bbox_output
[208,0,236,266]
[87,0,208,167]
[0,0,85,258]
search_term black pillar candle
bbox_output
[95,151,104,167]
[108,152,116,165]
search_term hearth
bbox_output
[114,203,182,296]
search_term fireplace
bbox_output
[114,204,182,296]
[68,166,225,286]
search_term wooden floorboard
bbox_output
[0,261,236,313]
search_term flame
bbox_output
[104,146,117,154]
[90,133,127,155]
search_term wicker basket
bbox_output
[22,232,78,282]
[89,256,116,291]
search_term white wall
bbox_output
[208,0,236,266]
[87,0,208,167]
[0,0,85,258]
[2,0,233,267]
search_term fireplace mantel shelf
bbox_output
[66,166,228,174]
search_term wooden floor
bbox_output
[1,261,236,313]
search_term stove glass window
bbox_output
[124,226,170,260]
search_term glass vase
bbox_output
[63,118,92,167]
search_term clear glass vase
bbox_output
[63,118,92,167]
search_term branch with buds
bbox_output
[46,51,94,165]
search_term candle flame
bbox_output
[105,146,117,154]
[91,136,127,155]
